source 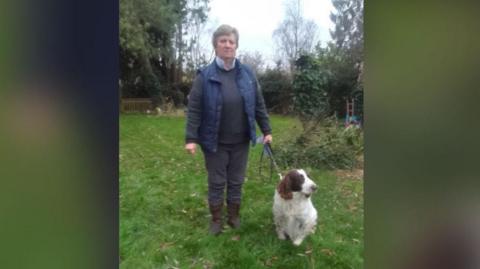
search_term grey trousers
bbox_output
[202,142,250,205]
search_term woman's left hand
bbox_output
[263,134,272,144]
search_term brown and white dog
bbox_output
[273,169,318,246]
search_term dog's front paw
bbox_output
[292,238,303,246]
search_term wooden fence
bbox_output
[121,98,153,113]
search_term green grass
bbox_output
[120,114,363,269]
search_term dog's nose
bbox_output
[311,185,317,191]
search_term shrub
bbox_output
[258,68,293,114]
[292,55,330,123]
[274,118,363,170]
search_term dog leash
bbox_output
[259,142,282,180]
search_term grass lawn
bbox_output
[120,113,363,269]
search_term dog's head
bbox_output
[277,169,317,200]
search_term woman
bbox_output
[185,24,272,235]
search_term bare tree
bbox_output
[172,0,210,82]
[184,0,210,77]
[273,0,319,72]
[237,51,265,76]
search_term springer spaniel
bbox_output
[273,169,318,246]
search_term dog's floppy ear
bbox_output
[277,174,293,200]
[288,170,304,192]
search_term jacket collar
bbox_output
[215,56,236,71]
[207,58,244,83]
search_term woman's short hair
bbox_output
[212,24,239,48]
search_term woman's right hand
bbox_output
[185,143,197,155]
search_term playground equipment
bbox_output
[345,96,362,128]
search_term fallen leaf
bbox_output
[305,244,313,255]
[203,260,214,269]
[159,242,174,250]
[320,248,336,256]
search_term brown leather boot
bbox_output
[209,202,223,235]
[227,202,241,229]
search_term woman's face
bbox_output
[215,33,237,61]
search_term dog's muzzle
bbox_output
[305,185,317,198]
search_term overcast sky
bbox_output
[201,0,335,67]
